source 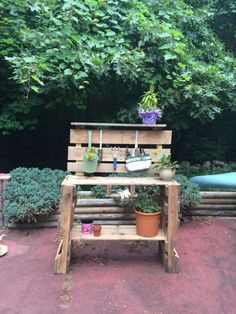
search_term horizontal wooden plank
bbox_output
[201,198,236,204]
[71,225,166,241]
[63,175,179,186]
[187,210,236,217]
[106,193,137,198]
[191,204,236,209]
[68,146,170,162]
[71,122,167,128]
[77,191,93,197]
[68,161,159,174]
[75,207,133,214]
[76,213,135,220]
[70,129,172,145]
[90,220,136,225]
[200,192,236,198]
[77,198,117,207]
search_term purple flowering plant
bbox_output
[138,85,162,124]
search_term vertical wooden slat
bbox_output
[54,184,76,274]
[130,185,136,196]
[107,185,112,196]
[166,184,180,273]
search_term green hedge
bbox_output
[174,174,201,209]
[178,161,236,178]
[4,167,67,223]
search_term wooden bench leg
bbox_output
[54,184,76,274]
[165,184,180,273]
[159,240,179,273]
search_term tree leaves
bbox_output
[0,0,235,134]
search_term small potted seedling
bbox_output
[93,224,101,237]
[154,154,179,180]
[83,146,98,174]
[81,220,93,234]
[138,85,162,125]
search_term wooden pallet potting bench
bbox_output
[54,123,180,274]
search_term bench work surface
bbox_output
[62,175,179,186]
[71,225,166,241]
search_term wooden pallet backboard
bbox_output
[67,124,172,174]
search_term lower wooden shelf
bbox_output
[71,225,166,241]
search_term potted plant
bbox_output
[138,85,162,125]
[93,224,102,237]
[81,220,93,234]
[83,146,98,174]
[154,154,179,180]
[133,197,161,237]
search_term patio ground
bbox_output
[0,217,235,314]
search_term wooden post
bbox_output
[106,185,112,196]
[166,183,180,273]
[54,184,76,274]
[0,174,11,227]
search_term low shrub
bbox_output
[4,167,67,223]
[174,174,201,209]
[178,161,236,178]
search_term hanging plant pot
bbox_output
[83,156,98,174]
[138,109,162,125]
[135,210,161,237]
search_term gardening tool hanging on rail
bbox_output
[98,130,103,164]
[112,146,120,171]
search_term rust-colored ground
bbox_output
[0,217,235,314]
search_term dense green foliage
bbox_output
[174,174,201,209]
[0,0,235,134]
[178,161,236,178]
[3,167,67,222]
[0,0,235,166]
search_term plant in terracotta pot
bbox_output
[83,146,98,174]
[133,197,161,237]
[138,85,162,125]
[154,154,179,181]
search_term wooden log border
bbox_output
[187,191,236,217]
[5,190,236,228]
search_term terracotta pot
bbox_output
[93,224,101,237]
[135,210,161,237]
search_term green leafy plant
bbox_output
[3,167,68,223]
[155,154,179,170]
[132,197,161,213]
[174,174,201,209]
[91,185,107,198]
[139,85,158,111]
[74,219,81,226]
[83,147,97,161]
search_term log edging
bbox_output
[5,190,236,229]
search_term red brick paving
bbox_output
[0,217,235,314]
